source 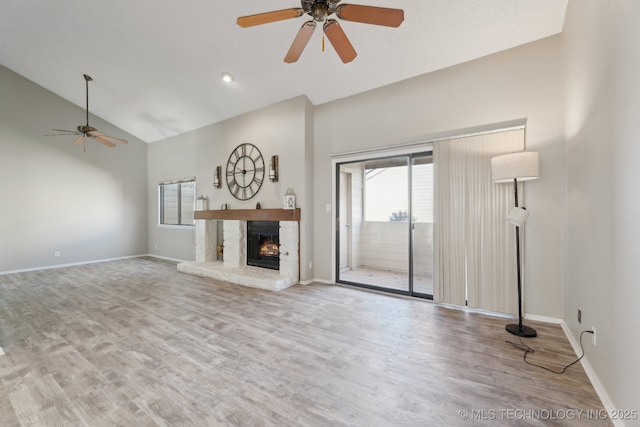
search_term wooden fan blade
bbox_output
[336,4,404,27]
[93,136,116,148]
[52,129,80,134]
[88,130,128,144]
[237,8,304,27]
[72,136,86,145]
[101,135,128,144]
[323,20,357,63]
[284,21,316,63]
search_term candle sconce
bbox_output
[269,155,279,182]
[213,165,222,189]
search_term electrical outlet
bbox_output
[578,309,582,324]
[308,261,313,270]
[591,327,597,346]
[54,251,61,257]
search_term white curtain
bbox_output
[433,129,524,315]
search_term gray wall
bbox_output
[314,35,566,319]
[147,96,316,281]
[0,66,148,272]
[563,0,640,418]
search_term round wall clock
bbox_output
[225,143,265,201]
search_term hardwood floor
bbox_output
[0,258,610,426]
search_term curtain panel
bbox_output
[433,129,524,315]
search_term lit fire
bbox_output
[259,239,280,257]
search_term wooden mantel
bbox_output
[194,208,301,222]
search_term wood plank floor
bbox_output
[0,257,610,426]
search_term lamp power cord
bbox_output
[506,330,593,374]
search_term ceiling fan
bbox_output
[237,0,404,64]
[46,74,128,151]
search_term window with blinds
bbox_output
[159,178,196,226]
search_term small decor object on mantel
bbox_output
[196,195,209,211]
[283,188,295,210]
[256,202,261,209]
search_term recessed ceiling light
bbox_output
[221,72,234,83]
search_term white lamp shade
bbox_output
[507,207,529,226]
[491,151,539,182]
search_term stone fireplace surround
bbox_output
[177,209,300,292]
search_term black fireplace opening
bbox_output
[247,221,280,270]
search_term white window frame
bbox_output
[158,177,196,228]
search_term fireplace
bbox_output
[247,221,280,270]
[183,210,299,291]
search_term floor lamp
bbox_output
[491,151,539,338]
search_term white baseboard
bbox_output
[525,313,563,324]
[559,321,623,426]
[143,254,187,263]
[0,254,148,276]
[296,278,334,285]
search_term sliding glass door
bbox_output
[410,154,434,297]
[336,151,433,298]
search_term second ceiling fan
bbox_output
[46,74,128,151]
[237,0,404,64]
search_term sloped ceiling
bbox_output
[0,0,568,143]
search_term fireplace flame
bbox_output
[259,239,280,257]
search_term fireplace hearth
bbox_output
[247,221,280,270]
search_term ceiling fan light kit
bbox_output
[45,74,128,151]
[237,0,404,64]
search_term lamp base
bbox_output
[506,323,537,338]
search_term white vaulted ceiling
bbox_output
[0,0,568,143]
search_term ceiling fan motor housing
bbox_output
[302,0,339,21]
[77,125,97,134]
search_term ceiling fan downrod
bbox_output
[79,74,96,135]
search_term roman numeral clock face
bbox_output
[225,143,265,201]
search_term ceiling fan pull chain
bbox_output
[322,34,325,52]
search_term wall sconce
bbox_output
[269,155,279,182]
[213,165,222,188]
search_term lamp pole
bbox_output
[505,178,537,337]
